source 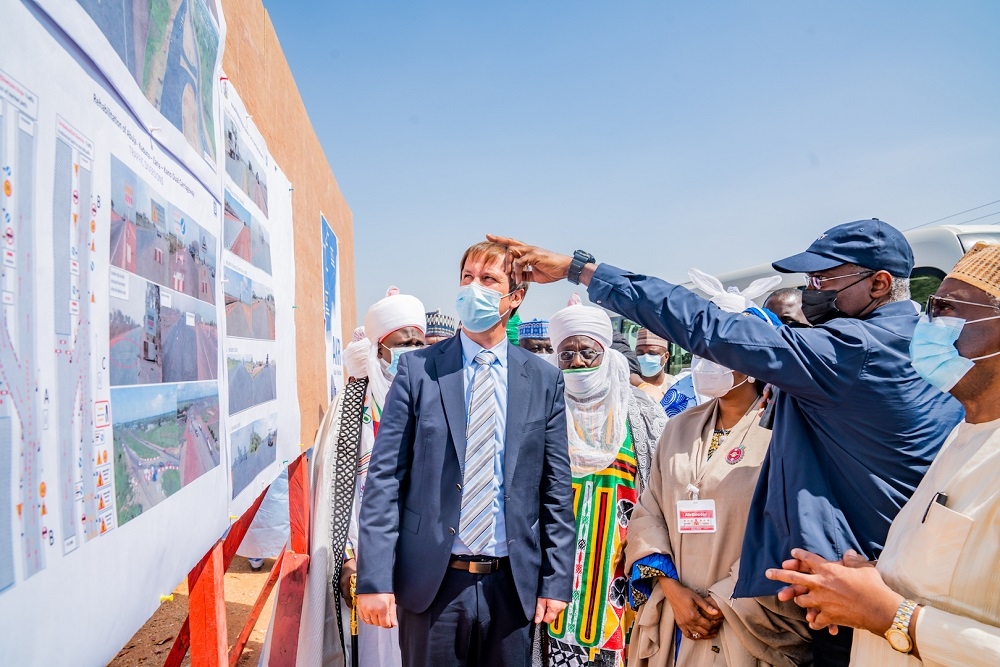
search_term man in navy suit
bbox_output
[356,241,576,666]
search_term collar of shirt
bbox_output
[459,330,509,370]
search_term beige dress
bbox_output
[625,401,809,667]
[850,417,1000,666]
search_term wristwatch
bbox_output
[884,598,918,653]
[568,250,596,285]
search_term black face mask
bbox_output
[800,289,843,325]
[800,273,875,325]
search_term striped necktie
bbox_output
[458,350,498,554]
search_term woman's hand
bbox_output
[659,577,723,640]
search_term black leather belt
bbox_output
[448,556,507,574]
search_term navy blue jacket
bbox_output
[588,264,964,597]
[356,335,576,618]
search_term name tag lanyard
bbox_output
[679,409,755,534]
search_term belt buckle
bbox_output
[468,560,493,575]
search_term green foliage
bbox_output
[144,418,180,450]
[161,469,182,497]
[910,275,942,310]
[142,0,172,90]
[114,433,143,525]
[124,432,160,460]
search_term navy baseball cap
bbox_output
[772,219,914,278]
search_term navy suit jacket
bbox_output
[356,335,576,619]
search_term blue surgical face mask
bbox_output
[910,315,1000,392]
[637,354,664,377]
[456,283,513,333]
[382,346,416,377]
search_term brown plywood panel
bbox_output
[221,0,356,443]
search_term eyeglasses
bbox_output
[804,270,873,289]
[926,295,1000,322]
[557,349,603,363]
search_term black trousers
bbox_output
[810,626,854,667]
[397,562,532,667]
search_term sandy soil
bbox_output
[106,556,277,667]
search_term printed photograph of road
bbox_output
[109,276,163,386]
[230,414,277,499]
[226,354,277,415]
[160,289,218,382]
[223,190,251,263]
[111,384,180,526]
[78,0,220,160]
[109,155,137,274]
[167,205,217,305]
[224,112,268,215]
[176,382,220,485]
[110,154,216,305]
[224,189,272,274]
[250,217,271,275]
[223,267,275,340]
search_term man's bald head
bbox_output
[764,288,809,326]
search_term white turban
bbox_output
[548,304,613,350]
[364,287,426,409]
[548,303,628,477]
[363,286,427,343]
[344,326,371,379]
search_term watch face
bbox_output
[886,628,912,653]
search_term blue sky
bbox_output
[263,1,1000,324]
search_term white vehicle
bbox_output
[691,224,1000,304]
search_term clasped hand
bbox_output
[660,577,723,640]
[766,548,903,636]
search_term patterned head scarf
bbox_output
[947,242,1000,299]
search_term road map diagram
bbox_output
[51,116,109,553]
[77,0,220,161]
[0,69,43,587]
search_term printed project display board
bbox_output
[322,216,344,401]
[0,3,299,665]
[220,79,300,518]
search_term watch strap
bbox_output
[568,250,595,285]
[885,599,918,653]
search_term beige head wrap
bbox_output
[947,242,1000,299]
[636,328,669,348]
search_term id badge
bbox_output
[677,499,717,534]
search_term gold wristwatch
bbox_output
[885,598,918,653]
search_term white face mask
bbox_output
[691,356,749,399]
[537,352,555,365]
[562,365,604,398]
